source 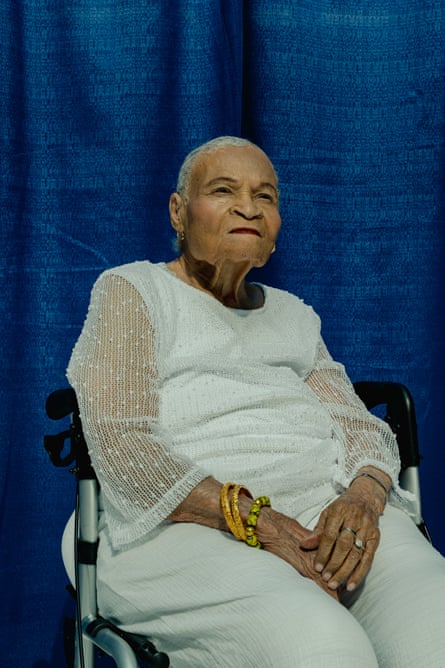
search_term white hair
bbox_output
[176,136,278,199]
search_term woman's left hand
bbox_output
[299,474,387,593]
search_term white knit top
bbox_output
[67,260,401,549]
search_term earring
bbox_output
[271,244,276,254]
[177,231,185,242]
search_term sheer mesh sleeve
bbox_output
[305,338,401,490]
[67,271,207,549]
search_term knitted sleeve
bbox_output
[67,271,207,549]
[305,338,401,490]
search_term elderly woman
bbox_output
[66,136,445,666]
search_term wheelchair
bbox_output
[44,381,431,667]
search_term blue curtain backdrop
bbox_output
[1,1,444,665]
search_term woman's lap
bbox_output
[90,506,445,667]
[97,522,377,667]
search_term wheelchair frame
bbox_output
[44,381,430,667]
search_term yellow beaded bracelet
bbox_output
[245,496,271,549]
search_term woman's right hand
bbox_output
[170,479,338,601]
[254,505,340,601]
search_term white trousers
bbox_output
[67,504,443,668]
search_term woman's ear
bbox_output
[169,192,185,233]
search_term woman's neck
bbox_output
[166,255,264,309]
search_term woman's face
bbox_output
[170,145,281,269]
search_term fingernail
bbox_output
[322,572,331,581]
[328,580,338,590]
[347,582,356,592]
[315,563,323,572]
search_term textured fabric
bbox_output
[95,514,380,668]
[67,260,401,548]
[60,504,445,666]
[1,1,445,665]
[92,505,444,667]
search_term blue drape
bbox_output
[1,2,444,665]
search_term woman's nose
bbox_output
[231,193,262,219]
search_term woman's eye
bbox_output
[257,192,273,201]
[214,187,231,194]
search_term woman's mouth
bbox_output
[229,228,261,236]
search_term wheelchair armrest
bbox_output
[46,387,79,420]
[353,381,420,470]
[45,387,94,477]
